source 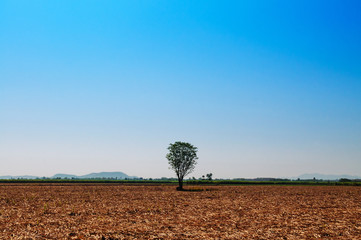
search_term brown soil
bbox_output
[1,184,360,239]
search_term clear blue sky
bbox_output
[1,0,360,178]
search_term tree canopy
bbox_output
[166,141,198,190]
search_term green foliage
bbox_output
[166,141,198,190]
[0,178,360,186]
[339,178,352,182]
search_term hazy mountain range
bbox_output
[0,172,360,180]
[295,173,361,180]
[0,172,138,180]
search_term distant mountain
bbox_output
[297,173,361,180]
[52,174,78,179]
[0,175,39,179]
[0,172,138,180]
[52,171,138,179]
[78,171,137,179]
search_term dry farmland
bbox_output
[0,184,361,239]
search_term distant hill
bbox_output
[79,172,137,179]
[0,175,39,179]
[52,171,138,179]
[0,172,138,180]
[52,174,78,179]
[297,173,361,180]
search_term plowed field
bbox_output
[1,184,360,239]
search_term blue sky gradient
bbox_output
[1,1,361,178]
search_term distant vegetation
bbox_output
[0,172,138,180]
[1,178,360,186]
[1,171,360,186]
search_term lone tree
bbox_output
[206,173,213,181]
[166,141,198,191]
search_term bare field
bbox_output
[1,184,361,239]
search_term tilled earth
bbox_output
[0,184,361,239]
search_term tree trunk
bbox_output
[176,177,183,191]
